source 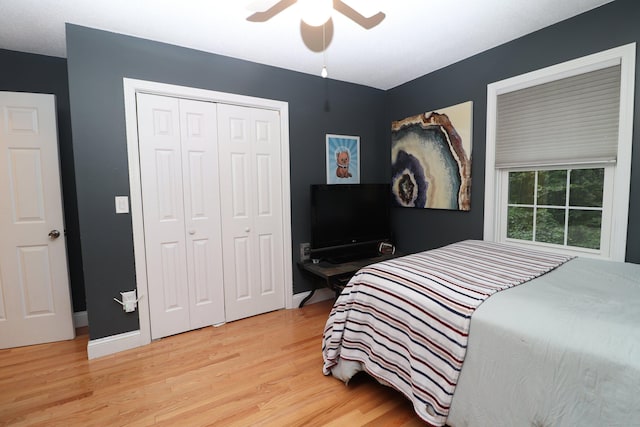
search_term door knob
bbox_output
[188,229,196,235]
[245,227,251,232]
[48,229,61,239]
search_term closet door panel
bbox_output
[218,111,254,316]
[252,109,284,305]
[218,104,284,322]
[179,99,225,329]
[137,93,190,339]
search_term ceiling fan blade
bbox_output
[247,0,297,22]
[333,0,385,29]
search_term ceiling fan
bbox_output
[247,0,386,30]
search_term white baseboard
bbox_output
[86,290,333,360]
[73,311,88,328]
[87,330,147,360]
[292,288,334,308]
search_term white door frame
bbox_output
[120,78,293,351]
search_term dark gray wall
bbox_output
[65,0,639,340]
[386,0,640,262]
[65,24,387,339]
[0,49,85,312]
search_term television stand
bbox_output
[297,252,401,307]
[325,251,378,264]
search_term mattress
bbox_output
[446,257,640,427]
[323,241,640,426]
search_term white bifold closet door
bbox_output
[137,93,225,339]
[217,104,285,322]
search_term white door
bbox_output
[217,104,285,322]
[0,91,74,349]
[137,93,225,339]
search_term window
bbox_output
[484,44,636,261]
[505,167,608,251]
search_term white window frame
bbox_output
[498,164,613,257]
[484,43,636,261]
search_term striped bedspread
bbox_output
[322,240,573,426]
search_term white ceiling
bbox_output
[0,0,614,90]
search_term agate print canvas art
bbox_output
[391,101,472,210]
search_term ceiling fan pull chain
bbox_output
[322,22,328,78]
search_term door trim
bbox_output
[122,78,293,350]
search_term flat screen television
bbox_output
[310,183,392,262]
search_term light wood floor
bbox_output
[0,299,425,426]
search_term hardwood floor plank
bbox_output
[0,299,425,426]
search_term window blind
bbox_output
[495,64,621,168]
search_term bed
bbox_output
[322,240,640,426]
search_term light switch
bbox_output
[115,196,129,214]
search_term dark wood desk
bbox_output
[297,253,400,307]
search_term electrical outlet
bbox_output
[300,242,311,261]
[121,290,137,312]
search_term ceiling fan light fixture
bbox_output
[299,0,333,27]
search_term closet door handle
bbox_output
[245,227,251,233]
[188,229,196,235]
